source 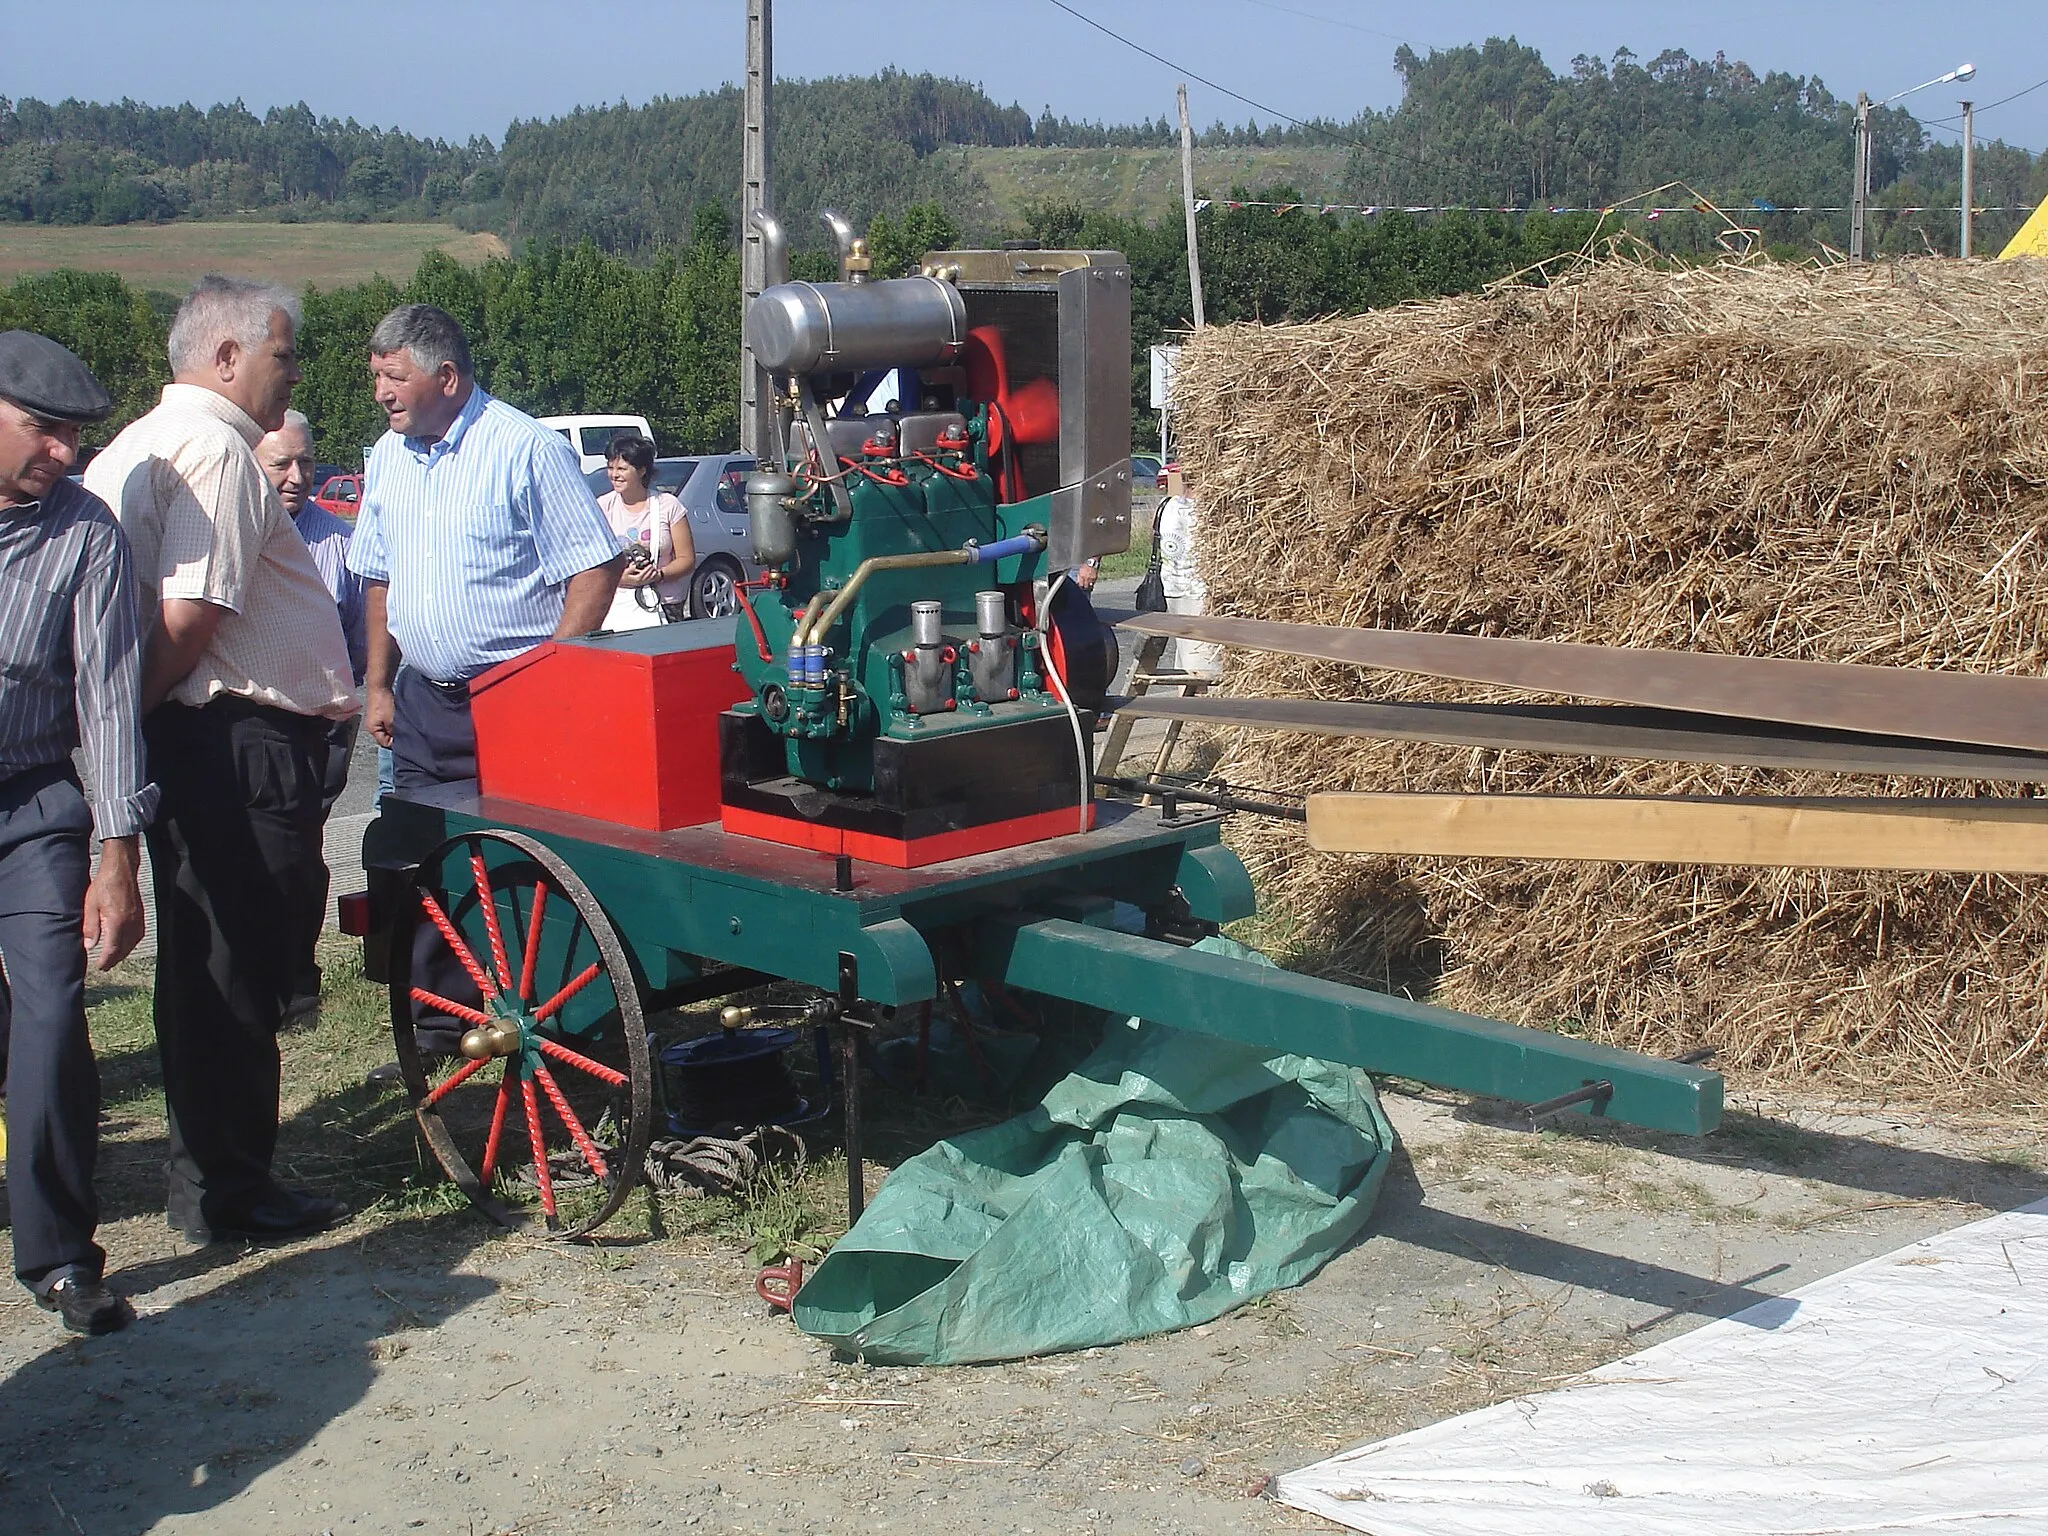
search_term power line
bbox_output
[1041,0,1370,148]
[1042,0,1443,170]
[1970,74,2048,117]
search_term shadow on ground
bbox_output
[0,1215,492,1536]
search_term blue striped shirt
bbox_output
[347,387,620,683]
[290,502,368,685]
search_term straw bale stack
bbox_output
[1178,256,2048,1093]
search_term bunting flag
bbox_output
[1172,199,2033,218]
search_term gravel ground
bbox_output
[4,1001,2042,1536]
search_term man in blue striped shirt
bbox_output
[347,305,621,1058]
[348,305,621,792]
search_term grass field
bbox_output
[963,143,1351,225]
[0,222,509,294]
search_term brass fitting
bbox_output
[459,1021,523,1060]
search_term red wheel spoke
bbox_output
[471,852,512,990]
[536,1036,629,1088]
[409,987,494,1029]
[479,1072,514,1184]
[534,1062,611,1181]
[418,890,499,999]
[421,1054,489,1108]
[533,961,603,1023]
[521,1077,557,1221]
[517,883,548,1004]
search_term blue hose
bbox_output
[966,533,1042,564]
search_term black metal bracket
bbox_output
[1523,1079,1615,1125]
[1522,1048,1715,1127]
[1093,774,1305,823]
[837,952,866,1225]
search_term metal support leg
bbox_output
[837,952,864,1224]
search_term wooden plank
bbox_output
[1115,694,2048,783]
[1305,793,2048,874]
[1118,614,2048,754]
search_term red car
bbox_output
[312,473,362,518]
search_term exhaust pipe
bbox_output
[750,208,789,289]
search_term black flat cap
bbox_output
[0,330,113,423]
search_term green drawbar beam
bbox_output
[974,916,1723,1136]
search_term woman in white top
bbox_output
[596,434,696,626]
[1156,466,1221,679]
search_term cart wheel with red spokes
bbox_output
[389,829,651,1237]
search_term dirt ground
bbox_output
[3,942,2045,1535]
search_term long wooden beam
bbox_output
[1119,614,2048,754]
[1114,694,2048,783]
[1305,793,2048,874]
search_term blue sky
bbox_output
[13,1,2047,152]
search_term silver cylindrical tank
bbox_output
[745,471,798,566]
[910,600,946,650]
[746,277,967,376]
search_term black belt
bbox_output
[0,760,80,801]
[197,694,333,735]
[423,677,472,698]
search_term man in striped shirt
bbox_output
[86,277,360,1247]
[346,305,620,1061]
[0,331,154,1334]
[349,303,621,791]
[257,408,366,1029]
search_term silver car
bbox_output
[586,453,762,618]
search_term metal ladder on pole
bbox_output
[1097,632,1212,795]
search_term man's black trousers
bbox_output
[0,765,102,1294]
[145,698,329,1224]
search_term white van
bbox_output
[539,414,658,474]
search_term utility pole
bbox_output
[1960,99,1976,258]
[1177,84,1206,330]
[740,0,773,456]
[1850,92,1870,260]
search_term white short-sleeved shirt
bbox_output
[84,383,361,719]
[598,489,689,605]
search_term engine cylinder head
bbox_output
[976,589,1008,638]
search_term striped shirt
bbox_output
[347,387,619,683]
[0,477,159,838]
[84,384,360,719]
[291,501,368,684]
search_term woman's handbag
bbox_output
[1133,504,1168,614]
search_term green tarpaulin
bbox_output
[793,938,1395,1365]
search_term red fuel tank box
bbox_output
[468,622,750,832]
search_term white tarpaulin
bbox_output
[1278,1198,2048,1535]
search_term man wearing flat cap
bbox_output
[0,330,155,1335]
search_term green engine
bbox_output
[717,240,1134,860]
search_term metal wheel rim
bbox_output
[389,828,652,1239]
[695,561,739,618]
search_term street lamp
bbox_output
[1852,63,1975,260]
